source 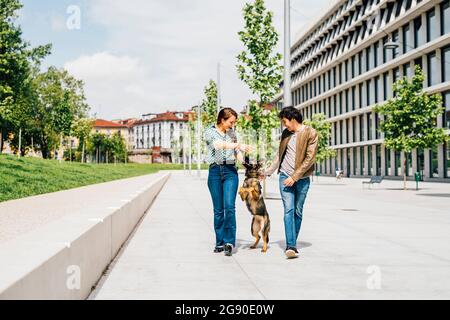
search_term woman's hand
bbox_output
[236,143,254,153]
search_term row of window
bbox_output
[329,112,380,146]
[291,0,425,80]
[296,46,450,120]
[293,0,358,55]
[319,141,450,178]
[322,88,449,147]
[290,0,450,95]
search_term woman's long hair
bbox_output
[216,107,238,125]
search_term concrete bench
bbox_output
[0,172,170,300]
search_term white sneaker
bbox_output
[285,249,297,259]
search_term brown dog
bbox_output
[238,161,271,253]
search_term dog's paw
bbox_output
[249,245,257,249]
[261,248,267,253]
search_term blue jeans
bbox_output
[207,164,239,248]
[279,172,311,249]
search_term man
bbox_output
[263,107,319,259]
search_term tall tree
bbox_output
[236,0,283,104]
[71,117,93,163]
[201,80,218,127]
[375,66,448,190]
[0,0,51,154]
[32,67,89,158]
[236,0,283,161]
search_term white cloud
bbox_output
[64,0,333,119]
[65,52,141,79]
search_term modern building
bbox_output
[275,0,450,181]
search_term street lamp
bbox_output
[384,38,399,50]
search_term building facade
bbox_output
[276,0,450,181]
[132,111,190,163]
[93,119,129,143]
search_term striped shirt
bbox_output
[204,125,237,165]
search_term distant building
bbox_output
[131,111,191,163]
[112,118,139,151]
[92,119,129,146]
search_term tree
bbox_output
[236,0,283,104]
[201,80,218,127]
[304,113,336,178]
[236,0,283,162]
[71,118,93,163]
[374,66,448,190]
[87,132,127,164]
[32,67,89,159]
[109,132,127,163]
[88,133,105,163]
[0,0,51,154]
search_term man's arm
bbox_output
[264,151,280,177]
[291,129,319,182]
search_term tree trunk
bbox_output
[0,127,4,154]
[82,141,85,163]
[40,133,50,159]
[403,152,407,191]
[59,133,63,163]
[18,128,22,158]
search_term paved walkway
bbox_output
[91,171,450,300]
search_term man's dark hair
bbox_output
[278,106,303,123]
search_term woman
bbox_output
[204,108,252,257]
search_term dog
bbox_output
[238,160,271,253]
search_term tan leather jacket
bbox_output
[266,125,319,182]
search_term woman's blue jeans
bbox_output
[207,164,239,248]
[279,172,311,249]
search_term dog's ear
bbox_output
[256,159,264,169]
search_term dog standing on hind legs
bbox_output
[238,161,271,253]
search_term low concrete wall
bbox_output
[0,172,170,300]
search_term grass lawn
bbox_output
[0,154,207,203]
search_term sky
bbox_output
[18,0,334,120]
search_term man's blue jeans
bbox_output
[207,164,239,248]
[279,172,311,249]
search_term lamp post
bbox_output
[217,63,222,113]
[196,103,201,178]
[283,0,292,109]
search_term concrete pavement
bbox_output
[91,171,450,300]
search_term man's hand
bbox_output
[259,173,266,182]
[283,177,295,187]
